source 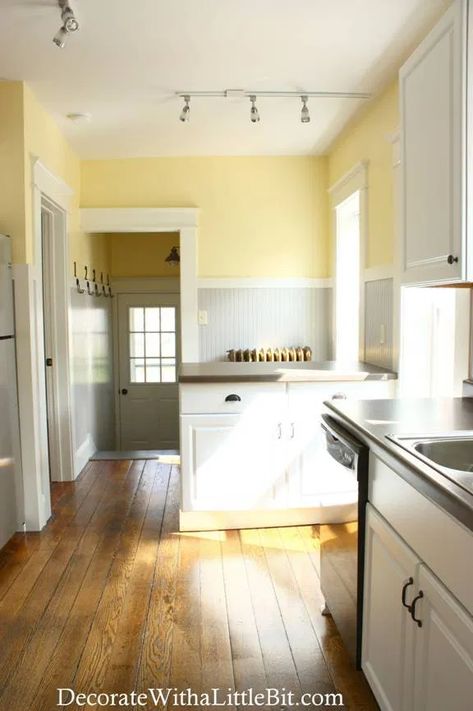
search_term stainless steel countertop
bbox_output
[325,397,473,531]
[179,360,397,384]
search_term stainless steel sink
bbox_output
[413,438,473,473]
[387,434,473,495]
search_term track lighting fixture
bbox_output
[249,95,260,123]
[175,89,370,124]
[179,96,191,122]
[53,0,79,49]
[301,96,310,123]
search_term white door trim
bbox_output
[329,161,368,360]
[14,158,75,530]
[80,208,199,362]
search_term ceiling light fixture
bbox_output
[175,89,370,124]
[179,95,191,122]
[250,95,260,123]
[301,96,310,123]
[165,246,180,267]
[53,0,80,49]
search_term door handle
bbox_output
[410,590,424,627]
[401,577,414,610]
[225,394,241,402]
[121,388,128,395]
[45,357,53,367]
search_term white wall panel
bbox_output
[198,287,332,362]
[364,278,394,369]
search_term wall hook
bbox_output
[84,265,88,280]
[94,283,102,297]
[76,277,85,294]
[92,269,96,282]
[102,284,109,297]
[86,281,93,296]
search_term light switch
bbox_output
[198,310,208,325]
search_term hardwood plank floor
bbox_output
[0,460,378,710]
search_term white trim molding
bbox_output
[328,160,369,203]
[80,207,199,362]
[197,277,333,289]
[31,157,74,213]
[364,265,394,282]
[74,433,97,478]
[81,207,199,233]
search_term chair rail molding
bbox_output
[80,207,199,362]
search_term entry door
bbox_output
[117,293,180,450]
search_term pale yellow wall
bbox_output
[0,81,27,262]
[108,232,180,277]
[22,84,110,274]
[328,80,399,268]
[81,156,329,278]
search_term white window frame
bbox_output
[329,161,368,361]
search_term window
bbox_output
[129,306,177,383]
[335,191,361,362]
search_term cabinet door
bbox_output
[286,382,393,509]
[413,565,473,711]
[363,505,419,711]
[400,0,466,285]
[180,414,284,512]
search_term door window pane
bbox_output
[129,307,144,332]
[130,332,145,358]
[128,306,177,383]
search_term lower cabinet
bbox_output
[363,504,473,711]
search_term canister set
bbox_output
[226,346,312,362]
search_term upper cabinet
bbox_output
[400,0,468,285]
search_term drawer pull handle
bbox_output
[410,591,424,627]
[401,577,414,610]
[225,394,241,402]
[277,423,282,439]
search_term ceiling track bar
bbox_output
[175,90,371,99]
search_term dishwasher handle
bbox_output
[321,413,367,471]
[322,426,356,470]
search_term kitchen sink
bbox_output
[387,434,473,496]
[413,438,473,473]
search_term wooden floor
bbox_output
[0,460,377,710]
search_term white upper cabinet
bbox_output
[400,0,467,285]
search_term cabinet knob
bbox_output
[225,394,241,402]
[121,388,128,395]
[410,590,424,627]
[447,254,459,264]
[332,392,347,400]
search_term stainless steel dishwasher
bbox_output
[320,414,369,669]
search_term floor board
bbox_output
[0,460,378,711]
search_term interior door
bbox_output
[117,293,180,450]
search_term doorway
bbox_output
[117,292,181,449]
[334,191,361,362]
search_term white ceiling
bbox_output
[0,0,451,158]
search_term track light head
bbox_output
[250,95,260,123]
[179,96,191,122]
[301,96,310,123]
[63,8,79,32]
[53,26,68,48]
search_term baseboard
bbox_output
[74,433,97,478]
[179,503,358,532]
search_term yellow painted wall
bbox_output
[0,81,27,262]
[22,84,110,274]
[328,80,399,268]
[108,232,180,277]
[81,156,329,278]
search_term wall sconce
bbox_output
[165,246,180,267]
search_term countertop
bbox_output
[325,397,473,532]
[179,360,397,384]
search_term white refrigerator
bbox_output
[0,235,22,548]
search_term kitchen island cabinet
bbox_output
[179,362,395,531]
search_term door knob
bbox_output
[121,388,128,395]
[447,254,459,264]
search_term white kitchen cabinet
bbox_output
[363,505,418,711]
[363,504,473,711]
[413,565,473,711]
[400,0,468,285]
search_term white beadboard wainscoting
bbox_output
[197,285,333,362]
[70,286,115,474]
[364,278,394,370]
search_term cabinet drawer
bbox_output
[369,454,473,615]
[179,382,286,415]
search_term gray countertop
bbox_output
[179,360,397,383]
[325,397,473,531]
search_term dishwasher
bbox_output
[320,413,369,669]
